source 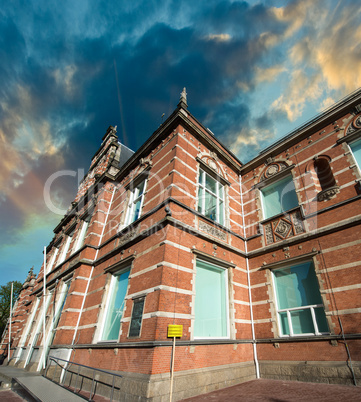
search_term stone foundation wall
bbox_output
[45,361,257,401]
[259,360,361,386]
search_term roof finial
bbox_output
[178,87,188,109]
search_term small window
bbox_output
[198,169,225,225]
[128,297,145,338]
[350,137,361,172]
[194,260,229,338]
[272,261,329,337]
[124,180,146,226]
[261,175,298,220]
[101,269,130,341]
[73,217,90,252]
[314,158,336,191]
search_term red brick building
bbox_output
[1,88,361,400]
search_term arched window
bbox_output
[307,156,339,201]
[314,158,336,191]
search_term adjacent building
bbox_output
[1,88,361,400]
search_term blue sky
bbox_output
[1,0,361,287]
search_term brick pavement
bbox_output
[0,390,26,402]
[181,379,361,401]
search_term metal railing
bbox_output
[45,356,123,401]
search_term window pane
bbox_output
[102,270,130,341]
[218,184,224,200]
[262,176,298,219]
[279,312,290,335]
[350,138,361,169]
[273,262,328,336]
[315,307,329,333]
[198,187,203,213]
[291,309,314,334]
[136,180,145,196]
[132,198,142,222]
[204,191,217,221]
[219,201,224,225]
[129,298,145,337]
[195,260,227,338]
[205,174,217,194]
[274,262,323,309]
[198,169,225,225]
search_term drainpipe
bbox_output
[239,175,260,379]
[69,185,117,358]
[8,282,13,362]
[43,248,47,369]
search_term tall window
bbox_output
[198,169,225,225]
[39,281,70,371]
[124,180,146,226]
[101,269,130,341]
[46,247,59,273]
[194,260,229,338]
[350,138,361,172]
[261,175,298,220]
[272,261,329,336]
[73,217,90,252]
[58,232,74,265]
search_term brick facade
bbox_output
[1,90,361,400]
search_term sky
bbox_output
[1,0,361,287]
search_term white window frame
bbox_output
[24,289,53,368]
[57,232,73,265]
[73,217,90,252]
[37,280,70,371]
[271,263,329,338]
[98,267,130,342]
[46,247,59,274]
[124,179,147,227]
[15,297,40,363]
[197,168,225,225]
[349,137,361,174]
[194,259,230,340]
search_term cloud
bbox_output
[205,33,231,42]
[1,0,360,286]
[268,0,361,122]
[271,69,323,121]
[255,65,286,84]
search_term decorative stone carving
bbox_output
[260,162,288,181]
[293,210,304,234]
[264,223,274,244]
[317,185,340,201]
[346,113,361,135]
[118,228,139,247]
[108,166,120,177]
[199,154,225,178]
[263,209,305,245]
[199,220,227,241]
[274,220,292,238]
[266,164,279,177]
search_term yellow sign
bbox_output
[167,324,183,338]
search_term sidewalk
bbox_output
[0,365,85,402]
